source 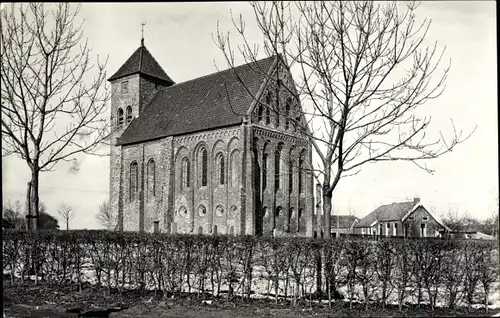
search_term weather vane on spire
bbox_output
[141,21,147,46]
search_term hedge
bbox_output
[2,230,498,311]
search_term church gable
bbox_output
[250,56,303,133]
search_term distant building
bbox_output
[330,215,359,238]
[452,229,496,240]
[354,198,451,238]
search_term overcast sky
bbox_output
[2,2,497,229]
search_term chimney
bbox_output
[414,197,420,204]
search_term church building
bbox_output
[108,38,315,237]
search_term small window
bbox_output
[201,148,208,187]
[423,216,429,221]
[198,205,207,217]
[126,106,133,123]
[285,98,291,130]
[117,108,124,126]
[122,81,129,93]
[147,159,156,196]
[409,216,415,221]
[274,149,281,189]
[129,161,138,201]
[181,157,190,190]
[257,104,264,122]
[216,153,225,185]
[288,160,294,193]
[262,154,268,190]
[265,93,271,125]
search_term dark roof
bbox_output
[331,215,359,229]
[355,201,415,228]
[108,41,175,84]
[118,55,277,145]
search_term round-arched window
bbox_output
[198,205,207,217]
[275,206,283,218]
[263,206,269,218]
[179,206,188,217]
[215,205,224,217]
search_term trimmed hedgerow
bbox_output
[2,230,498,311]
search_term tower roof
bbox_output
[108,42,174,84]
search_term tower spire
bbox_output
[140,21,147,46]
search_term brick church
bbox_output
[108,38,315,237]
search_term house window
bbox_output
[216,153,225,185]
[423,216,429,221]
[409,216,415,221]
[420,223,427,237]
[122,80,128,93]
[147,159,155,196]
[386,223,390,236]
[200,148,208,187]
[393,223,398,236]
[361,228,365,235]
[126,106,133,123]
[379,224,383,236]
[262,154,268,190]
[117,108,124,126]
[285,98,291,130]
[129,161,138,201]
[288,160,294,193]
[181,157,190,190]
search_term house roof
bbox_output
[401,202,451,231]
[355,201,415,228]
[330,215,359,229]
[117,55,278,145]
[108,41,175,84]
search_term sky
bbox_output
[1,2,498,229]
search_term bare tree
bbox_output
[214,1,474,238]
[1,3,110,230]
[57,202,74,230]
[2,200,25,229]
[95,200,115,230]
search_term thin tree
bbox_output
[58,202,74,230]
[214,1,475,238]
[1,3,110,230]
[95,200,115,230]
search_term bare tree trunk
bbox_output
[29,168,40,230]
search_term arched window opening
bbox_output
[274,146,282,190]
[200,148,208,187]
[216,153,225,186]
[275,206,282,218]
[298,158,304,194]
[181,157,190,190]
[117,108,124,126]
[262,154,268,190]
[230,150,240,187]
[126,106,133,123]
[129,161,138,201]
[257,104,264,122]
[147,159,155,196]
[275,105,280,127]
[288,160,294,193]
[285,98,291,130]
[265,93,271,125]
